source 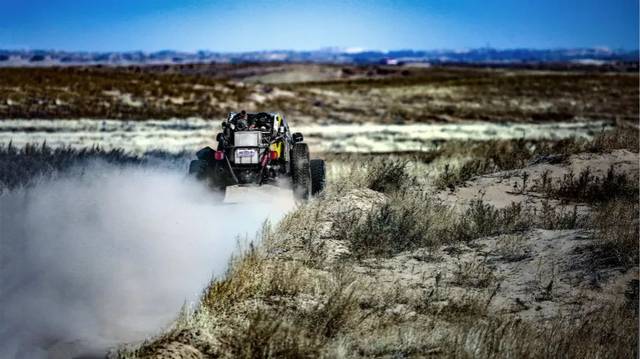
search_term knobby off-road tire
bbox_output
[310,159,326,195]
[191,146,216,180]
[189,159,208,180]
[189,156,225,193]
[196,146,216,161]
[291,143,311,200]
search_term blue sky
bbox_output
[1,0,638,51]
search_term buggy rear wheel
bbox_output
[196,146,216,161]
[189,159,227,192]
[310,159,326,195]
[189,159,208,179]
[291,143,311,200]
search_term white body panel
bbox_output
[233,131,261,164]
[234,132,260,146]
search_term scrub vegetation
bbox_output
[4,127,632,358]
[117,126,636,358]
[0,64,637,124]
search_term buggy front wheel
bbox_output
[290,143,311,200]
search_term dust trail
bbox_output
[0,163,295,358]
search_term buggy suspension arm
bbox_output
[257,135,285,185]
[224,155,240,184]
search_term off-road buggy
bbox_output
[189,111,325,200]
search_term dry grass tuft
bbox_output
[587,126,640,153]
[365,159,414,194]
[495,234,530,262]
[453,259,496,288]
[217,310,323,359]
[536,200,583,230]
[334,190,462,258]
[444,304,638,358]
[201,244,312,312]
[592,199,639,268]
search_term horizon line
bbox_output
[2,46,639,54]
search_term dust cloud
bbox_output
[0,163,295,358]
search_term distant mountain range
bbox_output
[0,48,637,66]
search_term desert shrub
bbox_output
[334,190,460,258]
[123,328,217,358]
[322,156,370,195]
[117,305,220,358]
[587,126,640,153]
[201,246,264,310]
[535,200,584,229]
[462,199,502,237]
[434,163,457,190]
[128,241,357,358]
[434,293,492,323]
[592,199,639,268]
[435,159,497,190]
[365,158,414,194]
[271,201,330,266]
[468,139,532,170]
[462,199,534,238]
[216,273,358,358]
[459,198,584,239]
[336,200,426,258]
[457,199,495,238]
[540,166,638,203]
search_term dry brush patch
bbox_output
[107,129,639,358]
[332,186,589,260]
[284,67,639,123]
[119,232,365,358]
[333,190,461,258]
[442,304,638,358]
[536,166,638,204]
[433,127,639,191]
[591,199,639,269]
[2,66,638,123]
